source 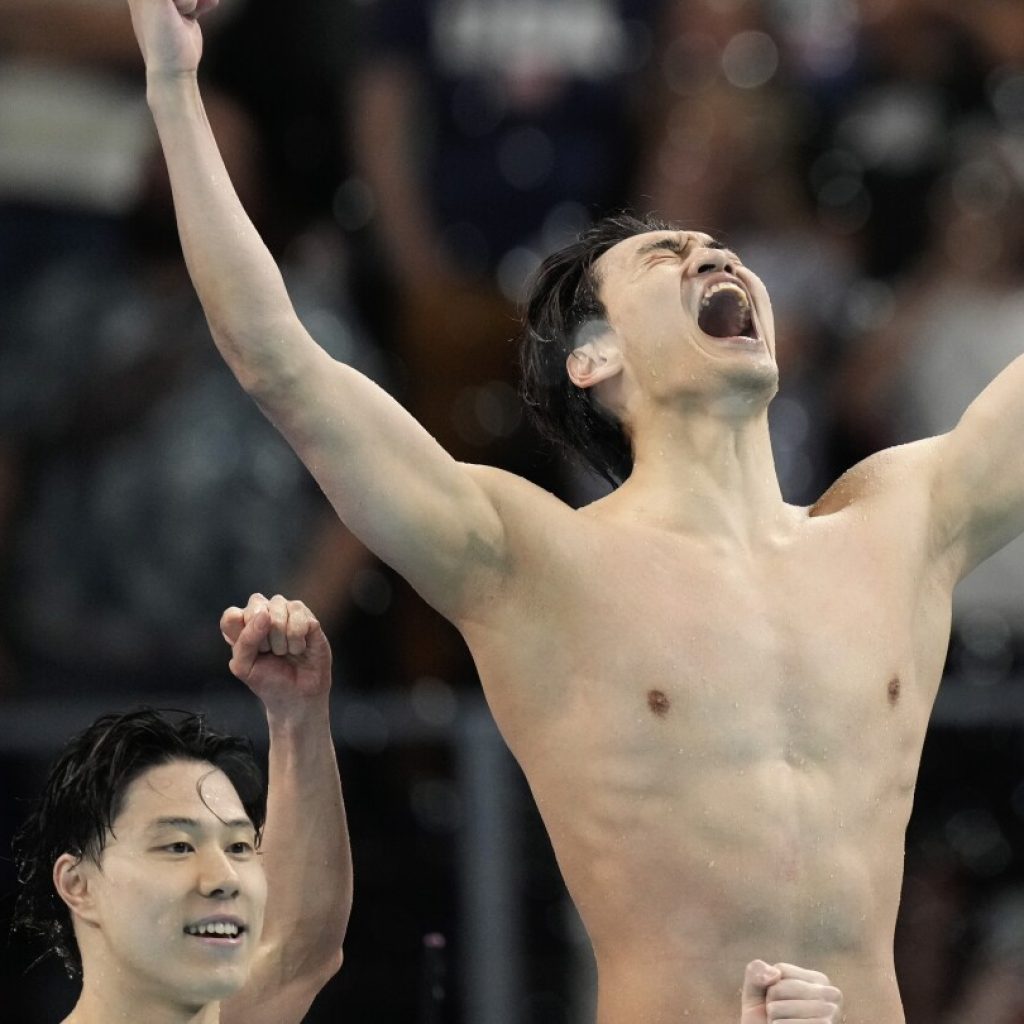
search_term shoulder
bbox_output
[810,438,944,518]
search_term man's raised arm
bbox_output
[930,352,1024,578]
[218,593,350,1024]
[126,0,508,620]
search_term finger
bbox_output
[773,964,830,985]
[229,608,271,679]
[285,600,310,656]
[220,606,244,645]
[194,0,219,14]
[243,593,269,625]
[174,0,199,16]
[267,594,289,656]
[741,959,782,1005]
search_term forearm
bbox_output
[260,697,351,978]
[145,73,302,391]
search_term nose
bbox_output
[694,249,736,276]
[198,849,241,899]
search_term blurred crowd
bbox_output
[2,0,1024,1021]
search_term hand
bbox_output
[740,960,843,1024]
[221,593,332,714]
[127,0,219,76]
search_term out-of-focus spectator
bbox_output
[635,0,857,504]
[350,0,663,680]
[0,96,379,695]
[838,130,1024,669]
[0,0,241,297]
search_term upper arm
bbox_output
[930,352,1024,578]
[241,314,513,621]
[219,945,342,1024]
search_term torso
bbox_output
[462,444,955,1024]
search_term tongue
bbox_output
[698,290,751,339]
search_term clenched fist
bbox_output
[740,960,844,1024]
[221,593,333,714]
[127,0,219,76]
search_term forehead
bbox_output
[115,760,248,831]
[597,229,717,277]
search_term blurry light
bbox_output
[837,91,943,172]
[451,381,522,444]
[541,201,591,253]
[338,701,390,754]
[809,148,864,192]
[662,34,718,96]
[411,675,459,727]
[300,308,355,363]
[332,177,375,232]
[817,174,863,208]
[497,245,541,303]
[771,396,810,449]
[779,0,858,79]
[944,808,1013,877]
[958,610,1013,681]
[815,185,871,235]
[950,158,1012,215]
[474,381,522,438]
[497,127,555,191]
[988,66,1024,129]
[351,567,392,615]
[842,278,895,334]
[410,778,462,833]
[721,31,779,90]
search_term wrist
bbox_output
[145,68,201,109]
[265,694,333,733]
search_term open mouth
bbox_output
[697,281,758,343]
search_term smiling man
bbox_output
[13,594,350,1024]
[124,1,1024,1021]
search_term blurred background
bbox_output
[2,0,1024,1020]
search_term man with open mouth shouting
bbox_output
[124,0,1024,1019]
[12,594,350,1024]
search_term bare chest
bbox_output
[486,518,951,766]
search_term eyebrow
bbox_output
[146,816,254,833]
[634,235,729,260]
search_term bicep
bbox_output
[249,326,509,620]
[931,352,1024,577]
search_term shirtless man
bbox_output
[126,1,1024,1020]
[12,595,350,1024]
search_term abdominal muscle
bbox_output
[521,742,912,1024]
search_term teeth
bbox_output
[700,282,750,311]
[186,921,241,937]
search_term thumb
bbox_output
[740,960,781,1006]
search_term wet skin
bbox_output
[57,760,266,1024]
[449,231,951,1023]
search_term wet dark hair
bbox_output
[519,212,674,486]
[11,708,266,978]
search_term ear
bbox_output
[54,853,99,925]
[566,323,623,391]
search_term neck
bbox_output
[596,399,791,542]
[64,969,220,1024]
